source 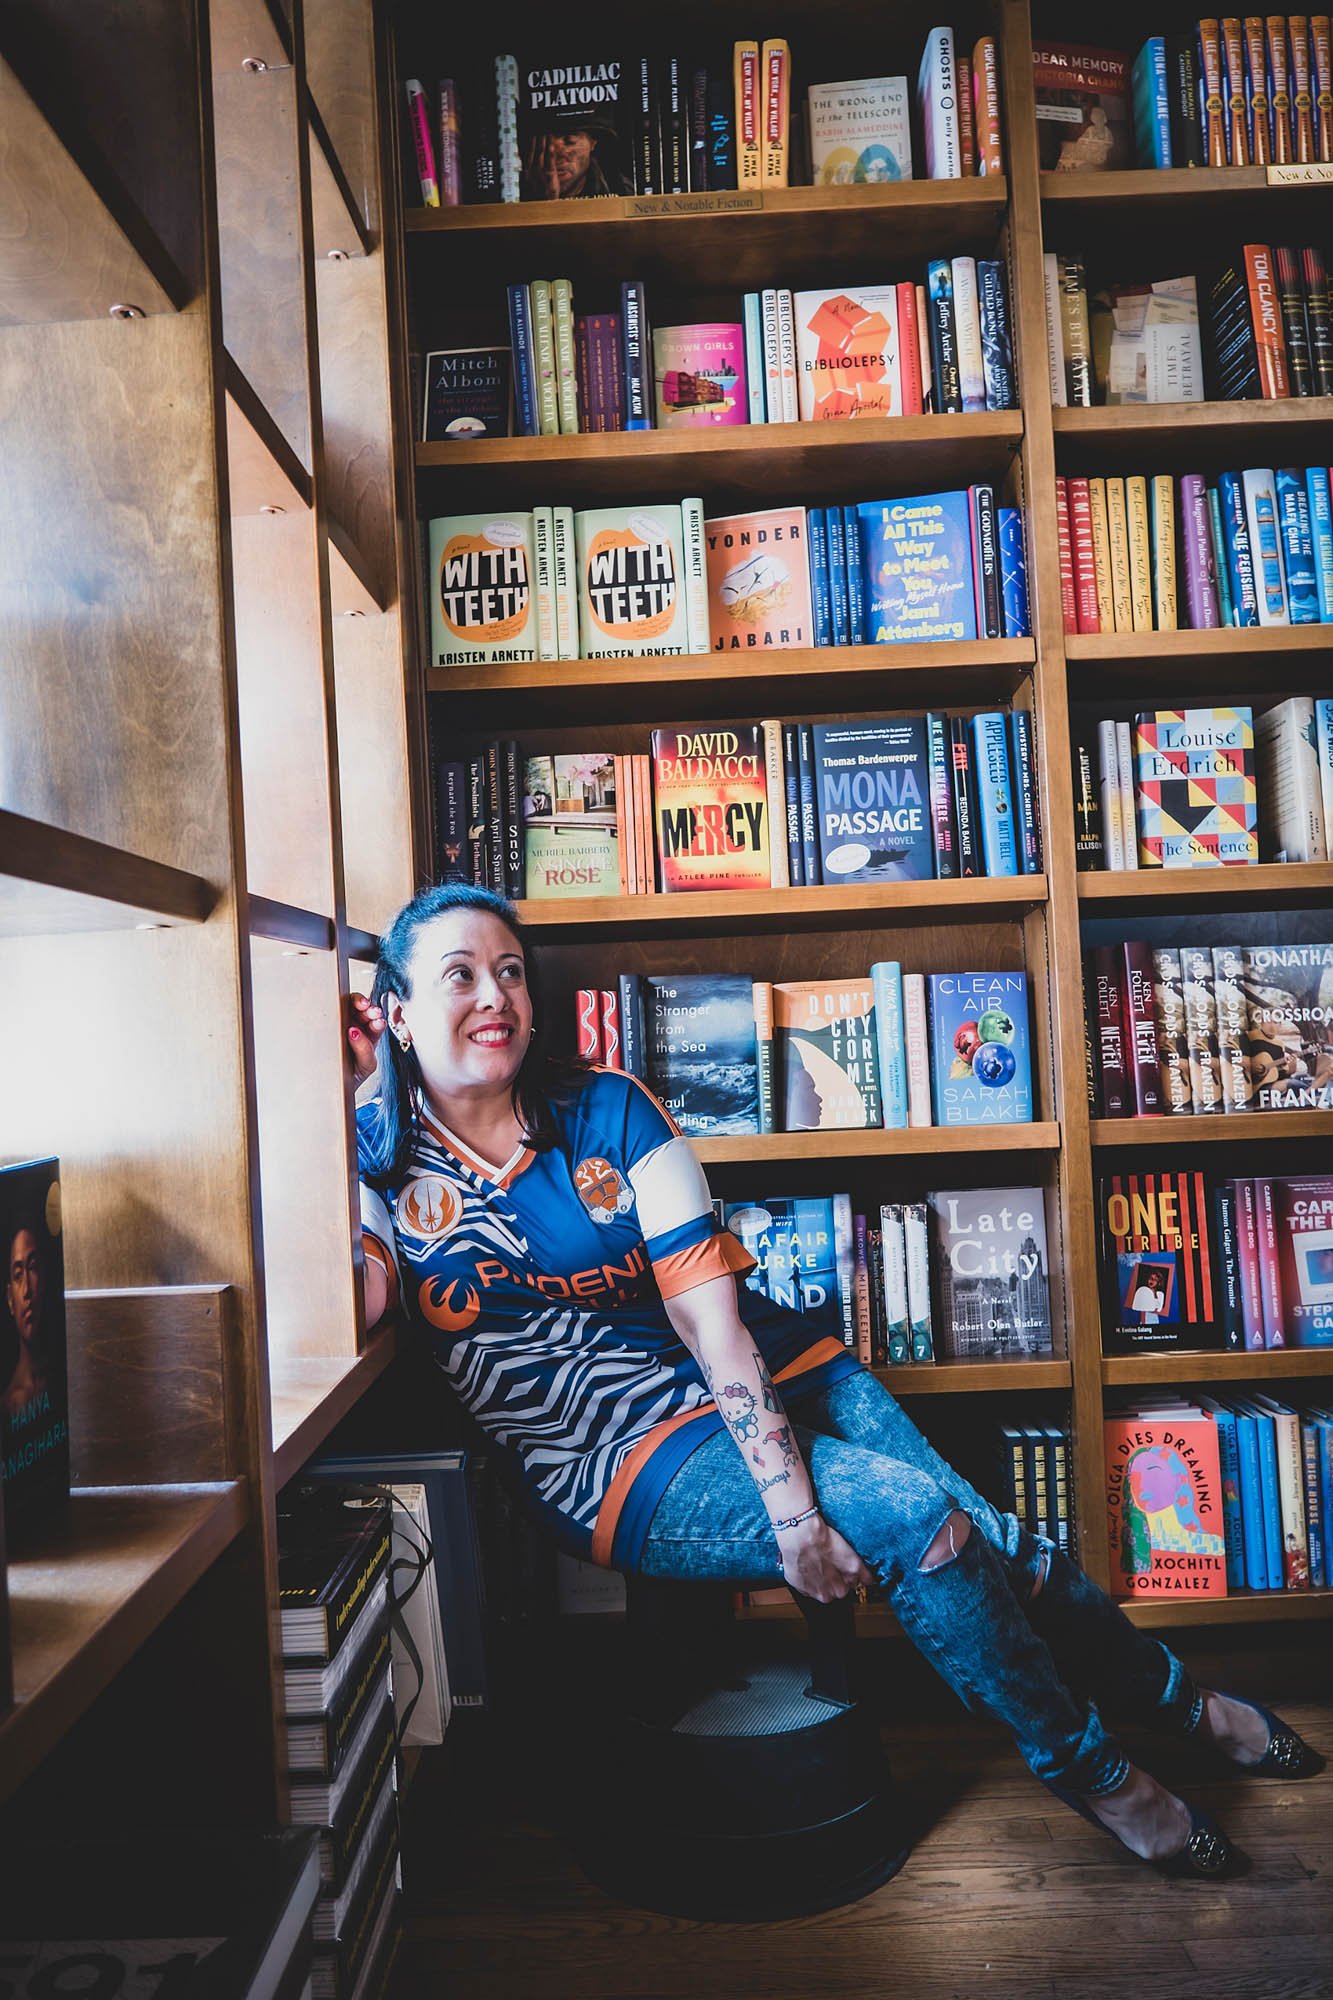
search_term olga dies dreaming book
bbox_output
[927,971,1033,1124]
[429,513,539,665]
[1104,1403,1227,1599]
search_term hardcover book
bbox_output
[704,508,813,651]
[1104,1405,1227,1598]
[1242,943,1333,1111]
[1132,708,1258,867]
[792,286,901,420]
[645,974,759,1135]
[1098,1171,1224,1353]
[724,1196,847,1345]
[422,347,512,441]
[515,53,635,198]
[575,505,691,658]
[429,512,538,667]
[773,980,881,1130]
[857,490,977,644]
[1032,41,1133,170]
[1,1156,69,1539]
[650,724,770,891]
[927,1186,1053,1358]
[522,751,619,899]
[810,718,932,883]
[927,971,1033,1125]
[652,323,747,427]
[1274,1178,1333,1347]
[805,75,912,183]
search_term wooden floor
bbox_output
[392,1627,1333,2000]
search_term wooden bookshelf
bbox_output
[1052,399,1333,470]
[516,876,1049,939]
[0,811,217,937]
[1102,1350,1333,1386]
[693,1123,1061,1166]
[1090,1111,1333,1147]
[270,1326,400,1488]
[1077,862,1333,909]
[1066,626,1333,664]
[875,1359,1072,1395]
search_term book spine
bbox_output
[495,54,520,202]
[485,740,506,893]
[761,39,790,186]
[742,292,766,424]
[782,721,805,886]
[1058,255,1093,407]
[620,283,651,429]
[1042,252,1066,406]
[467,754,487,885]
[574,318,594,433]
[1211,944,1250,1108]
[1009,709,1043,874]
[1133,36,1173,165]
[926,261,963,412]
[599,988,623,1071]
[532,506,557,662]
[1302,1422,1326,1587]
[529,280,560,436]
[752,979,775,1133]
[405,78,440,206]
[957,51,975,174]
[897,281,924,415]
[1093,945,1129,1117]
[880,1204,910,1364]
[851,1215,872,1366]
[1232,1179,1265,1346]
[1242,244,1290,396]
[735,40,762,188]
[999,506,1030,638]
[680,496,709,655]
[842,505,867,645]
[761,288,782,421]
[833,1194,856,1348]
[1252,1409,1285,1587]
[552,506,577,660]
[825,505,849,648]
[905,1203,935,1362]
[1256,1179,1286,1347]
[1243,466,1290,623]
[575,989,602,1060]
[1073,739,1104,868]
[1211,1185,1243,1353]
[916,281,934,412]
[971,483,1001,638]
[776,288,798,422]
[971,711,1019,876]
[807,508,832,647]
[761,719,789,889]
[871,961,908,1130]
[1315,13,1333,158]
[1243,16,1272,162]
[974,35,1004,174]
[1206,482,1235,623]
[613,754,631,894]
[437,78,463,206]
[506,284,539,438]
[926,712,957,878]
[1115,718,1138,869]
[1168,33,1204,164]
[1221,17,1251,160]
[977,260,1016,411]
[949,716,981,875]
[1218,470,1260,624]
[688,62,709,191]
[1232,1407,1269,1584]
[1124,476,1154,632]
[1096,718,1126,872]
[1274,244,1314,395]
[1275,468,1319,624]
[1105,477,1133,633]
[797,723,821,886]
[1293,13,1319,157]
[902,973,932,1127]
[552,280,579,435]
[502,739,523,898]
[952,257,986,411]
[1150,946,1192,1112]
[1209,1402,1247,1582]
[1179,473,1221,627]
[1199,18,1230,163]
[661,52,687,193]
[1317,699,1333,839]
[1180,946,1222,1111]
[1151,474,1177,630]
[618,975,646,1080]
[1122,940,1163,1114]
[1265,1405,1309,1583]
[1083,476,1113,631]
[1055,477,1077,634]
[1067,478,1100,634]
[919,25,961,178]
[631,54,657,195]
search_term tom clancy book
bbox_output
[723,1196,850,1347]
[652,323,748,427]
[811,719,932,883]
[650,723,771,891]
[1274,1177,1333,1346]
[1132,708,1258,867]
[422,347,512,441]
[515,54,635,199]
[1031,42,1133,171]
[575,505,692,658]
[0,1156,69,1541]
[927,971,1033,1125]
[644,974,759,1135]
[1098,1170,1224,1354]
[704,508,814,651]
[1242,942,1333,1111]
[773,980,882,1130]
[928,1186,1053,1358]
[523,750,620,899]
[792,286,902,420]
[1104,1403,1227,1599]
[429,512,538,666]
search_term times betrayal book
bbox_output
[523,751,619,898]
[773,980,882,1130]
[927,1186,1054,1358]
[1132,707,1258,866]
[1104,1404,1227,1599]
[1,1156,69,1540]
[429,512,538,666]
[1098,1171,1225,1354]
[645,974,760,1135]
[811,719,932,883]
[704,508,814,651]
[650,723,771,890]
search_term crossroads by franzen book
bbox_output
[429,512,538,666]
[645,974,759,1135]
[811,719,932,883]
[773,980,881,1130]
[575,505,692,658]
[1242,942,1333,1111]
[650,724,770,890]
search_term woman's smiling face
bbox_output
[395,909,533,1100]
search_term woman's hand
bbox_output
[778,1515,873,1603]
[346,991,385,1085]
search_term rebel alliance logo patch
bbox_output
[396,1175,463,1242]
[574,1155,633,1225]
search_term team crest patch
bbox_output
[574,1155,633,1225]
[396,1175,463,1241]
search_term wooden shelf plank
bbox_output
[1078,862,1333,909]
[416,412,1024,508]
[428,641,1035,724]
[1127,1588,1333,1629]
[874,1359,1071,1395]
[270,1325,398,1488]
[326,513,387,615]
[224,351,314,515]
[516,876,1048,939]
[0,1483,248,1807]
[0,809,216,938]
[248,896,336,951]
[0,55,190,325]
[1066,626,1333,662]
[345,926,381,963]
[306,94,372,259]
[1103,1350,1333,1385]
[1091,1110,1333,1146]
[692,1122,1060,1165]
[1052,400,1333,471]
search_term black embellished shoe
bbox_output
[1193,1692,1325,1779]
[1043,1779,1247,1879]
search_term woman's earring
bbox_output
[395,1028,412,1052]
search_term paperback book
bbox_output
[1242,943,1333,1111]
[805,76,912,184]
[1133,708,1258,866]
[793,286,901,420]
[422,347,512,441]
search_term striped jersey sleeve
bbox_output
[595,1071,755,1301]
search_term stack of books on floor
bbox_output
[278,1483,401,2000]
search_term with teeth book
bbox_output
[575,505,692,658]
[429,512,539,667]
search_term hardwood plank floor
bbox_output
[392,1629,1333,2000]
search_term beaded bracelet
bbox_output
[772,1504,821,1534]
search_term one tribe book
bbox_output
[650,724,770,890]
[1133,708,1258,866]
[1,1156,69,1541]
[812,718,931,883]
[430,512,538,667]
[523,751,620,899]
[704,508,815,651]
[858,490,978,642]
[1098,1170,1224,1354]
[723,1195,852,1347]
[576,506,692,658]
[773,980,882,1130]
[927,1185,1054,1358]
[927,971,1034,1125]
[1104,1404,1227,1600]
[645,974,760,1136]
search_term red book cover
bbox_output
[1099,1170,1222,1353]
[650,728,771,892]
[896,282,923,415]
[612,753,631,893]
[1268,16,1294,160]
[634,753,655,894]
[1055,477,1077,633]
[1243,244,1292,395]
[1275,1175,1333,1346]
[1122,941,1164,1114]
[1093,944,1130,1116]
[575,989,602,1060]
[1291,15,1318,159]
[599,988,623,1070]
[1256,1176,1286,1346]
[1104,1408,1227,1599]
[956,51,976,173]
[1233,1177,1266,1349]
[973,35,1004,175]
[1067,478,1100,634]
[1222,18,1250,161]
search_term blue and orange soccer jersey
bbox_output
[357,1066,857,1570]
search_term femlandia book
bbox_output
[704,508,814,651]
[1133,707,1258,866]
[927,1186,1053,1358]
[522,751,619,899]
[649,724,770,891]
[773,981,881,1130]
[429,512,539,666]
[652,323,747,427]
[724,1196,850,1346]
[1098,1171,1224,1353]
[927,971,1033,1125]
[805,75,912,184]
[1,1156,69,1540]
[645,974,760,1136]
[575,505,692,657]
[793,286,901,420]
[1241,943,1333,1111]
[857,491,977,643]
[811,719,932,883]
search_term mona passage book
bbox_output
[645,974,759,1135]
[650,723,770,891]
[429,512,538,666]
[1241,943,1333,1111]
[1132,708,1258,866]
[857,491,977,643]
[811,719,931,883]
[927,972,1033,1125]
[773,980,881,1130]
[1,1156,69,1541]
[575,505,691,658]
[1104,1404,1227,1599]
[704,508,814,651]
[1098,1171,1224,1354]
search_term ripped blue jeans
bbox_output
[639,1369,1198,1797]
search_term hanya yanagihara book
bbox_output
[1104,1404,1227,1600]
[650,724,771,891]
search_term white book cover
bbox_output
[1255,697,1327,861]
[680,494,710,654]
[761,287,782,420]
[429,512,538,666]
[806,75,913,183]
[533,505,557,661]
[574,504,692,657]
[902,971,932,1126]
[1317,701,1333,848]
[552,504,578,659]
[1097,716,1125,870]
[1043,253,1067,406]
[386,1483,450,1745]
[917,26,960,179]
[777,287,798,421]
[880,1202,909,1361]
[1115,718,1139,871]
[1242,468,1290,626]
[951,256,985,411]
[556,1552,627,1613]
[792,284,901,420]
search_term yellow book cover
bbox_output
[1125,475,1153,632]
[1151,473,1177,630]
[1087,477,1114,630]
[735,41,762,186]
[1105,478,1133,632]
[761,39,790,185]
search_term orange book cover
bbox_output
[1222,18,1250,161]
[1268,15,1294,160]
[1244,16,1272,162]
[1243,243,1292,395]
[650,725,770,892]
[956,50,976,173]
[1104,1408,1228,1600]
[704,507,814,651]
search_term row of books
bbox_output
[1075,702,1333,871]
[1033,25,1333,175]
[429,488,1026,669]
[573,968,1034,1134]
[1058,469,1333,636]
[720,1184,1053,1365]
[1098,1168,1333,1351]
[995,1422,1074,1552]
[405,27,1002,208]
[1086,939,1333,1121]
[1104,1395,1333,1604]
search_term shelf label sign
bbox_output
[1266,162,1333,183]
[624,191,764,217]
